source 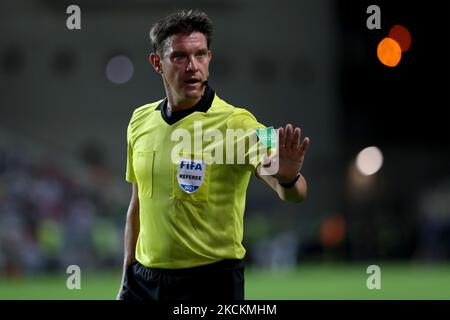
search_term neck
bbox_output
[164,81,206,113]
[167,95,203,113]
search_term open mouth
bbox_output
[184,78,201,85]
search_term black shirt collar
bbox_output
[156,84,215,125]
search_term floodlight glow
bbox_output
[356,146,383,176]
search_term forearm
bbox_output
[123,207,139,267]
[276,174,307,203]
[117,198,140,297]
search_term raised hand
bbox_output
[273,124,310,184]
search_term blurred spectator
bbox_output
[416,178,450,260]
[0,137,126,278]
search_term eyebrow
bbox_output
[170,49,208,56]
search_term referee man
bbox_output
[117,9,310,300]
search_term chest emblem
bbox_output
[177,159,206,193]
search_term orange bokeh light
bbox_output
[377,37,402,67]
[388,24,412,52]
[320,214,346,248]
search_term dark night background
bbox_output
[0,0,449,298]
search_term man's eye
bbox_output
[172,54,187,62]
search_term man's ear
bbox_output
[149,52,163,74]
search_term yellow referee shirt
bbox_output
[126,86,266,268]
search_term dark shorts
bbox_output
[119,259,244,301]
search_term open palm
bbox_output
[272,124,310,184]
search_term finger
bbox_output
[278,127,285,148]
[284,124,293,148]
[291,127,301,149]
[298,137,310,155]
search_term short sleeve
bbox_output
[125,122,136,183]
[226,109,269,172]
[226,108,266,131]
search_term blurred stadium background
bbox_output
[0,0,449,299]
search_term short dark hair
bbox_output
[149,9,213,57]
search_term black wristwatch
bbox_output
[279,174,301,189]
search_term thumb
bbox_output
[262,154,271,168]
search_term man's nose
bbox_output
[186,56,199,72]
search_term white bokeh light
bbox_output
[356,146,384,176]
[105,55,134,84]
